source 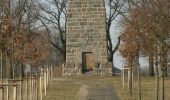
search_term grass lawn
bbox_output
[0,76,170,100]
[44,79,81,100]
[110,76,170,100]
[70,76,170,100]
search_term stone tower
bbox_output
[63,0,112,76]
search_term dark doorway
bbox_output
[82,52,94,73]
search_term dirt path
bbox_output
[76,80,119,100]
[45,77,119,100]
[77,85,89,100]
[87,83,119,100]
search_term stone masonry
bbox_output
[63,0,112,76]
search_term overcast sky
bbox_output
[42,0,149,69]
[105,4,149,69]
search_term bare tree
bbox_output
[38,0,67,62]
[0,0,42,78]
[121,0,170,99]
[104,0,125,75]
[38,0,125,66]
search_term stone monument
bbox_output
[63,0,112,76]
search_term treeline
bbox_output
[0,0,55,78]
[119,0,170,76]
[118,0,169,99]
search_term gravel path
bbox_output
[77,85,89,100]
[84,82,119,100]
[45,78,119,100]
[76,80,119,100]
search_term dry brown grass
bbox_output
[0,76,170,100]
[70,76,170,100]
[44,79,81,100]
[111,77,170,100]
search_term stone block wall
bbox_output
[63,0,112,76]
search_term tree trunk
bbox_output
[112,61,115,76]
[155,50,159,100]
[161,46,168,77]
[106,33,113,62]
[0,51,3,83]
[149,53,154,76]
[164,67,167,77]
[160,69,165,100]
[137,52,141,100]
[6,57,13,79]
[163,52,168,77]
[19,61,24,78]
[160,46,166,100]
[128,56,133,96]
[133,55,138,75]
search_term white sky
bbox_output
[105,3,149,69]
[42,0,149,69]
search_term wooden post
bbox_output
[0,87,4,100]
[39,75,42,100]
[122,68,134,89]
[49,66,51,83]
[48,67,50,84]
[44,70,47,96]
[20,81,23,100]
[122,68,125,89]
[30,76,32,100]
[34,76,36,100]
[42,68,44,90]
[25,74,28,100]
[32,76,34,100]
[0,52,3,100]
[0,84,19,100]
[51,66,53,83]
[7,82,9,100]
[35,76,38,100]
[32,76,35,100]
[13,85,17,100]
[128,69,130,89]
[1,51,3,84]
[132,68,134,84]
[26,74,28,100]
[46,66,49,86]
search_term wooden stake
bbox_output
[0,51,3,83]
[30,76,32,100]
[44,71,47,96]
[40,75,42,100]
[51,66,53,83]
[13,86,17,100]
[122,69,125,89]
[35,77,38,100]
[26,75,28,100]
[32,76,34,100]
[46,66,49,86]
[7,82,9,100]
[128,69,130,89]
[0,87,4,100]
[42,68,44,89]
[20,81,23,100]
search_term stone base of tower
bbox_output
[62,63,82,77]
[62,62,113,76]
[92,62,113,76]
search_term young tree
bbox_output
[105,0,125,72]
[0,0,43,78]
[120,0,170,99]
[38,0,67,62]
